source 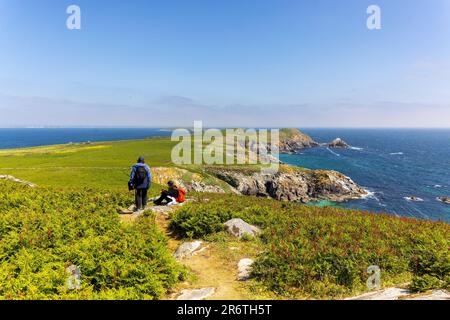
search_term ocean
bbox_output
[0,128,172,149]
[282,129,450,223]
[0,128,449,222]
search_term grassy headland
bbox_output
[0,137,448,299]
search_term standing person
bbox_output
[129,156,152,212]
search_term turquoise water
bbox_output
[0,128,449,222]
[281,129,450,222]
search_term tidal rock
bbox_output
[224,219,261,238]
[176,287,215,300]
[174,241,203,260]
[237,258,254,281]
[328,138,350,148]
[437,196,450,204]
[405,196,424,202]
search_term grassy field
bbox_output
[0,138,176,190]
[0,137,449,299]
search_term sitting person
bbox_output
[153,180,186,206]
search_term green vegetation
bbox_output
[0,181,185,300]
[0,137,448,299]
[0,138,176,190]
[170,194,450,298]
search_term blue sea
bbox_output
[282,129,450,223]
[0,128,172,149]
[0,128,449,222]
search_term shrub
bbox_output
[169,203,233,239]
[410,275,442,292]
[171,193,450,298]
[0,181,184,300]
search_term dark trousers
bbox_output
[153,190,175,205]
[135,188,148,210]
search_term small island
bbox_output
[328,137,351,149]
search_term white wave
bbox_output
[326,147,340,157]
[404,196,424,202]
[389,152,404,155]
[361,189,380,202]
[350,146,363,151]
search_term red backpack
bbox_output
[176,188,186,203]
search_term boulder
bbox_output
[437,196,450,204]
[224,219,260,238]
[176,287,215,300]
[328,138,350,148]
[237,258,254,281]
[174,241,203,260]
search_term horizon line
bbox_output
[1,126,450,130]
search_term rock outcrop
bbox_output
[328,138,350,148]
[174,241,204,260]
[208,167,367,203]
[224,219,261,238]
[0,175,37,188]
[151,167,226,193]
[189,181,225,193]
[176,287,215,300]
[237,258,254,281]
[437,196,450,204]
[276,128,319,153]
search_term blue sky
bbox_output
[0,0,449,127]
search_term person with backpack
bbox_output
[153,180,186,206]
[129,156,152,212]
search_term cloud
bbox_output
[0,93,449,128]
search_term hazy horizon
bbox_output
[1,0,450,128]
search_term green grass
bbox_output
[1,137,449,300]
[0,138,176,190]
[170,193,450,299]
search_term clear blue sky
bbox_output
[0,0,449,127]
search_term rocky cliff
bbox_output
[277,128,320,153]
[206,166,368,203]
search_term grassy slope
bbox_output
[0,138,449,299]
[0,181,185,299]
[170,194,450,298]
[0,138,175,190]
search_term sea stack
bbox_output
[328,138,350,148]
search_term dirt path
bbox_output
[121,204,257,300]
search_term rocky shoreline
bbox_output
[276,128,351,153]
[206,166,368,203]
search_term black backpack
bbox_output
[134,166,147,185]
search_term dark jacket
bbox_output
[129,163,152,189]
[167,185,180,198]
